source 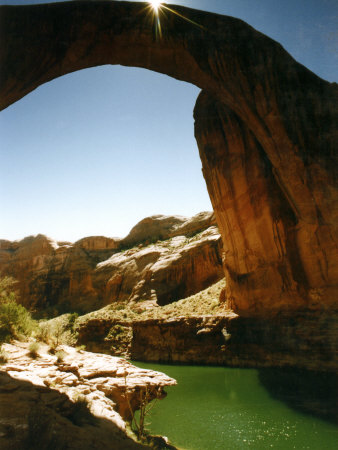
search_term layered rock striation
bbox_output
[131,312,338,371]
[0,212,223,313]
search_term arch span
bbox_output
[1,1,337,317]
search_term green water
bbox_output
[134,362,337,450]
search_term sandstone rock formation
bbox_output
[0,1,336,320]
[121,211,216,248]
[130,312,338,372]
[0,234,119,312]
[96,223,222,307]
[0,341,176,449]
[74,286,337,372]
[0,213,223,313]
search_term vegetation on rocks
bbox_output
[0,346,8,364]
[0,276,79,356]
[28,341,40,358]
[0,276,37,343]
[38,312,79,350]
[77,278,226,325]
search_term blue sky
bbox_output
[0,0,337,242]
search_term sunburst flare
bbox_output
[149,1,162,14]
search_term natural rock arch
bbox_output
[1,1,337,318]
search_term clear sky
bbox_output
[0,0,337,242]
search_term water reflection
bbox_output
[258,368,337,424]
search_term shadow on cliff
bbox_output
[258,368,337,425]
[0,372,145,450]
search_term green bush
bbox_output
[0,276,36,343]
[55,349,66,363]
[28,341,40,358]
[37,313,79,349]
[0,346,8,364]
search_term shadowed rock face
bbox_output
[0,1,337,318]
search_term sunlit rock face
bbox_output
[0,1,337,318]
[0,213,223,312]
[194,93,338,317]
[96,223,222,307]
[0,235,119,312]
[0,342,176,449]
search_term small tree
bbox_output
[37,313,78,351]
[124,374,161,441]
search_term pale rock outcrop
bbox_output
[95,224,223,306]
[121,212,216,248]
[0,341,176,450]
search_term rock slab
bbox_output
[0,341,176,449]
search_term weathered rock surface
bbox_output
[0,341,176,450]
[121,212,216,248]
[96,224,223,307]
[0,234,119,312]
[0,1,336,320]
[130,312,338,372]
[73,307,338,372]
[0,213,223,312]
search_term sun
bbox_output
[149,1,162,13]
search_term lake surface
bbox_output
[134,362,337,449]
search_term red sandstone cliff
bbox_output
[0,212,223,313]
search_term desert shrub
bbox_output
[75,344,86,352]
[55,349,66,363]
[0,276,36,343]
[124,379,162,442]
[37,313,78,348]
[28,341,40,358]
[105,324,132,356]
[0,345,8,364]
[107,324,125,337]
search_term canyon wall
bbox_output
[75,310,338,371]
[0,1,337,319]
[0,213,223,313]
[130,313,338,371]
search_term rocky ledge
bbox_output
[75,309,338,372]
[0,342,176,450]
